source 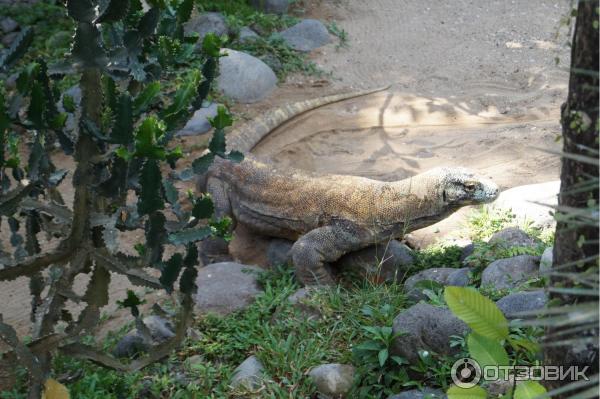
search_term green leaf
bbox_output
[183,244,199,268]
[138,159,164,215]
[145,211,166,264]
[413,279,445,292]
[191,152,215,174]
[16,62,39,94]
[133,81,161,115]
[208,105,233,130]
[378,348,388,367]
[166,146,183,168]
[192,196,214,219]
[115,147,133,161]
[353,341,382,352]
[514,381,546,399]
[447,385,487,399]
[110,93,134,144]
[117,290,146,318]
[208,130,226,156]
[508,338,540,354]
[163,179,179,205]
[202,33,223,58]
[444,286,509,341]
[168,226,213,245]
[159,253,183,293]
[138,7,161,38]
[161,70,201,130]
[226,150,244,163]
[62,94,76,113]
[467,332,509,377]
[96,0,130,24]
[176,0,194,24]
[50,113,68,130]
[67,0,96,23]
[134,117,166,159]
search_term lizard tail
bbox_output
[225,85,390,153]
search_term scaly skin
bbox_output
[203,155,499,285]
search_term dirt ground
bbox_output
[1,0,572,337]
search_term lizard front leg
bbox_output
[291,221,372,286]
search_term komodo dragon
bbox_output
[198,88,499,286]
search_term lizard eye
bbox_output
[464,182,477,191]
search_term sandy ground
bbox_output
[1,0,572,337]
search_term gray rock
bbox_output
[113,333,149,358]
[177,103,219,136]
[194,262,263,315]
[198,237,233,266]
[495,290,548,318]
[249,0,290,14]
[492,181,559,228]
[230,355,265,390]
[287,287,321,321]
[259,54,283,73]
[1,31,18,47]
[388,387,446,399]
[335,240,414,283]
[279,19,330,52]
[184,12,229,42]
[540,246,553,273]
[308,363,355,398]
[391,303,468,364]
[143,315,175,342]
[481,255,540,290]
[266,238,294,267]
[0,18,18,34]
[217,48,277,103]
[239,26,259,43]
[489,227,537,249]
[58,85,82,134]
[404,267,470,301]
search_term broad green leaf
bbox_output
[67,0,96,23]
[168,226,213,245]
[514,381,546,399]
[444,286,508,341]
[447,385,487,399]
[353,341,382,352]
[192,196,214,219]
[42,378,70,399]
[134,117,166,159]
[111,93,134,144]
[161,70,201,130]
[166,146,183,168]
[508,338,540,354]
[378,348,388,366]
[202,33,223,58]
[413,279,445,292]
[50,113,67,130]
[176,0,194,24]
[138,159,164,215]
[159,253,183,293]
[133,81,161,115]
[96,0,130,23]
[467,332,509,377]
[191,152,215,174]
[209,105,233,130]
[163,179,179,205]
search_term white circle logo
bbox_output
[451,358,482,388]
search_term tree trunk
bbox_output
[546,0,599,393]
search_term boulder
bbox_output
[287,287,321,321]
[177,103,219,136]
[0,17,18,34]
[308,363,355,398]
[279,19,330,52]
[249,0,290,14]
[481,255,540,290]
[238,26,259,43]
[391,303,468,364]
[194,262,263,315]
[1,31,18,47]
[184,12,229,42]
[230,355,265,390]
[540,246,553,273]
[492,181,559,228]
[142,315,175,342]
[403,267,470,301]
[113,333,149,358]
[198,237,233,266]
[388,388,447,399]
[488,227,537,249]
[335,240,414,283]
[495,290,548,319]
[217,48,277,103]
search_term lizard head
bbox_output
[432,167,499,207]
